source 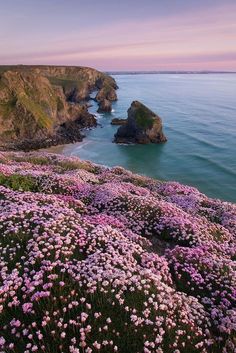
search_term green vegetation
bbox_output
[10,155,51,166]
[135,106,154,129]
[18,94,53,130]
[0,173,38,192]
[57,160,99,173]
[10,154,100,173]
[48,77,86,92]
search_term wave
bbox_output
[167,127,225,149]
[192,154,236,177]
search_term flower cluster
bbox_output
[0,151,235,353]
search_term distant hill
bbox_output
[107,70,236,75]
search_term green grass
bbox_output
[10,155,51,166]
[57,160,99,173]
[9,155,100,173]
[0,172,72,195]
[135,107,154,129]
[48,77,85,91]
[0,173,39,192]
[18,94,53,130]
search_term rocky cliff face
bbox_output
[97,99,112,113]
[114,100,167,144]
[0,65,118,104]
[0,66,118,150]
[95,84,117,102]
[33,66,118,104]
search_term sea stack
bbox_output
[95,85,118,113]
[97,99,112,113]
[114,100,167,144]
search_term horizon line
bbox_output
[0,64,236,74]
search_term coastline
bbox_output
[1,1,236,352]
[59,73,236,203]
[1,71,235,202]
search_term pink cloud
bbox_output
[0,2,235,70]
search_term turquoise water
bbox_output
[57,74,236,202]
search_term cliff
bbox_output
[0,66,118,150]
[0,65,118,102]
[0,151,235,353]
[114,101,167,144]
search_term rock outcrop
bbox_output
[111,118,127,125]
[95,85,117,102]
[95,82,117,113]
[114,101,167,144]
[0,65,118,104]
[97,99,112,113]
[0,66,117,150]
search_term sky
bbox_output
[0,0,236,71]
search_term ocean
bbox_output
[49,74,236,202]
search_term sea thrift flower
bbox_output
[0,151,235,353]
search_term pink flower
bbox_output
[93,341,101,350]
[22,303,33,313]
[0,337,5,346]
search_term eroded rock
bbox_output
[114,101,167,144]
[97,99,112,113]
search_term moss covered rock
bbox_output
[114,100,167,144]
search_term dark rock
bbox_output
[114,101,167,144]
[94,77,118,113]
[97,99,112,113]
[111,118,127,126]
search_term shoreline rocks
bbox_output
[111,118,127,125]
[114,101,167,144]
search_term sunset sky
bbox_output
[0,0,236,71]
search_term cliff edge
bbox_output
[0,65,118,150]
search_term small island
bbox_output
[111,118,127,125]
[114,100,167,144]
